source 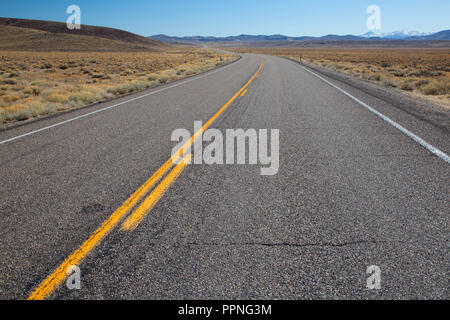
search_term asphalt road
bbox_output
[0,54,448,300]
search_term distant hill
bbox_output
[149,30,450,47]
[0,17,168,51]
[413,30,450,40]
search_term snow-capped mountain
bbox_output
[361,30,434,39]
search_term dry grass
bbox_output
[0,25,160,52]
[0,49,237,123]
[233,47,450,109]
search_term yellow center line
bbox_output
[177,58,263,159]
[28,58,263,300]
[240,89,248,97]
[27,158,174,300]
[121,154,192,231]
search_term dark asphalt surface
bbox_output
[0,54,448,300]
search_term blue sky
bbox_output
[1,0,449,37]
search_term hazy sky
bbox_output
[1,0,449,37]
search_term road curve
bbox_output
[0,54,448,299]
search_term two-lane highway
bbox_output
[0,54,448,299]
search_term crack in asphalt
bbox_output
[181,239,407,248]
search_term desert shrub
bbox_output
[176,68,187,75]
[418,70,433,77]
[12,109,32,121]
[158,75,169,84]
[129,81,151,91]
[408,71,421,77]
[163,70,178,80]
[30,80,52,87]
[91,73,111,80]
[100,90,114,100]
[3,94,21,103]
[430,71,444,77]
[185,68,194,76]
[368,74,382,81]
[15,109,32,121]
[414,79,431,88]
[0,105,32,122]
[382,79,397,88]
[78,91,97,103]
[421,82,446,95]
[68,90,97,104]
[400,81,414,91]
[45,93,69,103]
[40,89,56,98]
[23,87,41,96]
[106,82,148,96]
[107,85,128,95]
[147,73,159,81]
[1,79,17,85]
[408,70,443,78]
[40,103,62,115]
[107,84,132,96]
[22,88,32,95]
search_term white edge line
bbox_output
[0,61,238,145]
[296,63,450,164]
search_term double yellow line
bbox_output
[28,58,263,300]
[121,153,192,231]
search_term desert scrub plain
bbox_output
[233,48,450,109]
[0,49,237,123]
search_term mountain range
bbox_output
[150,30,450,44]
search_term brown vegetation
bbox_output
[0,17,166,50]
[0,50,237,123]
[0,25,163,52]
